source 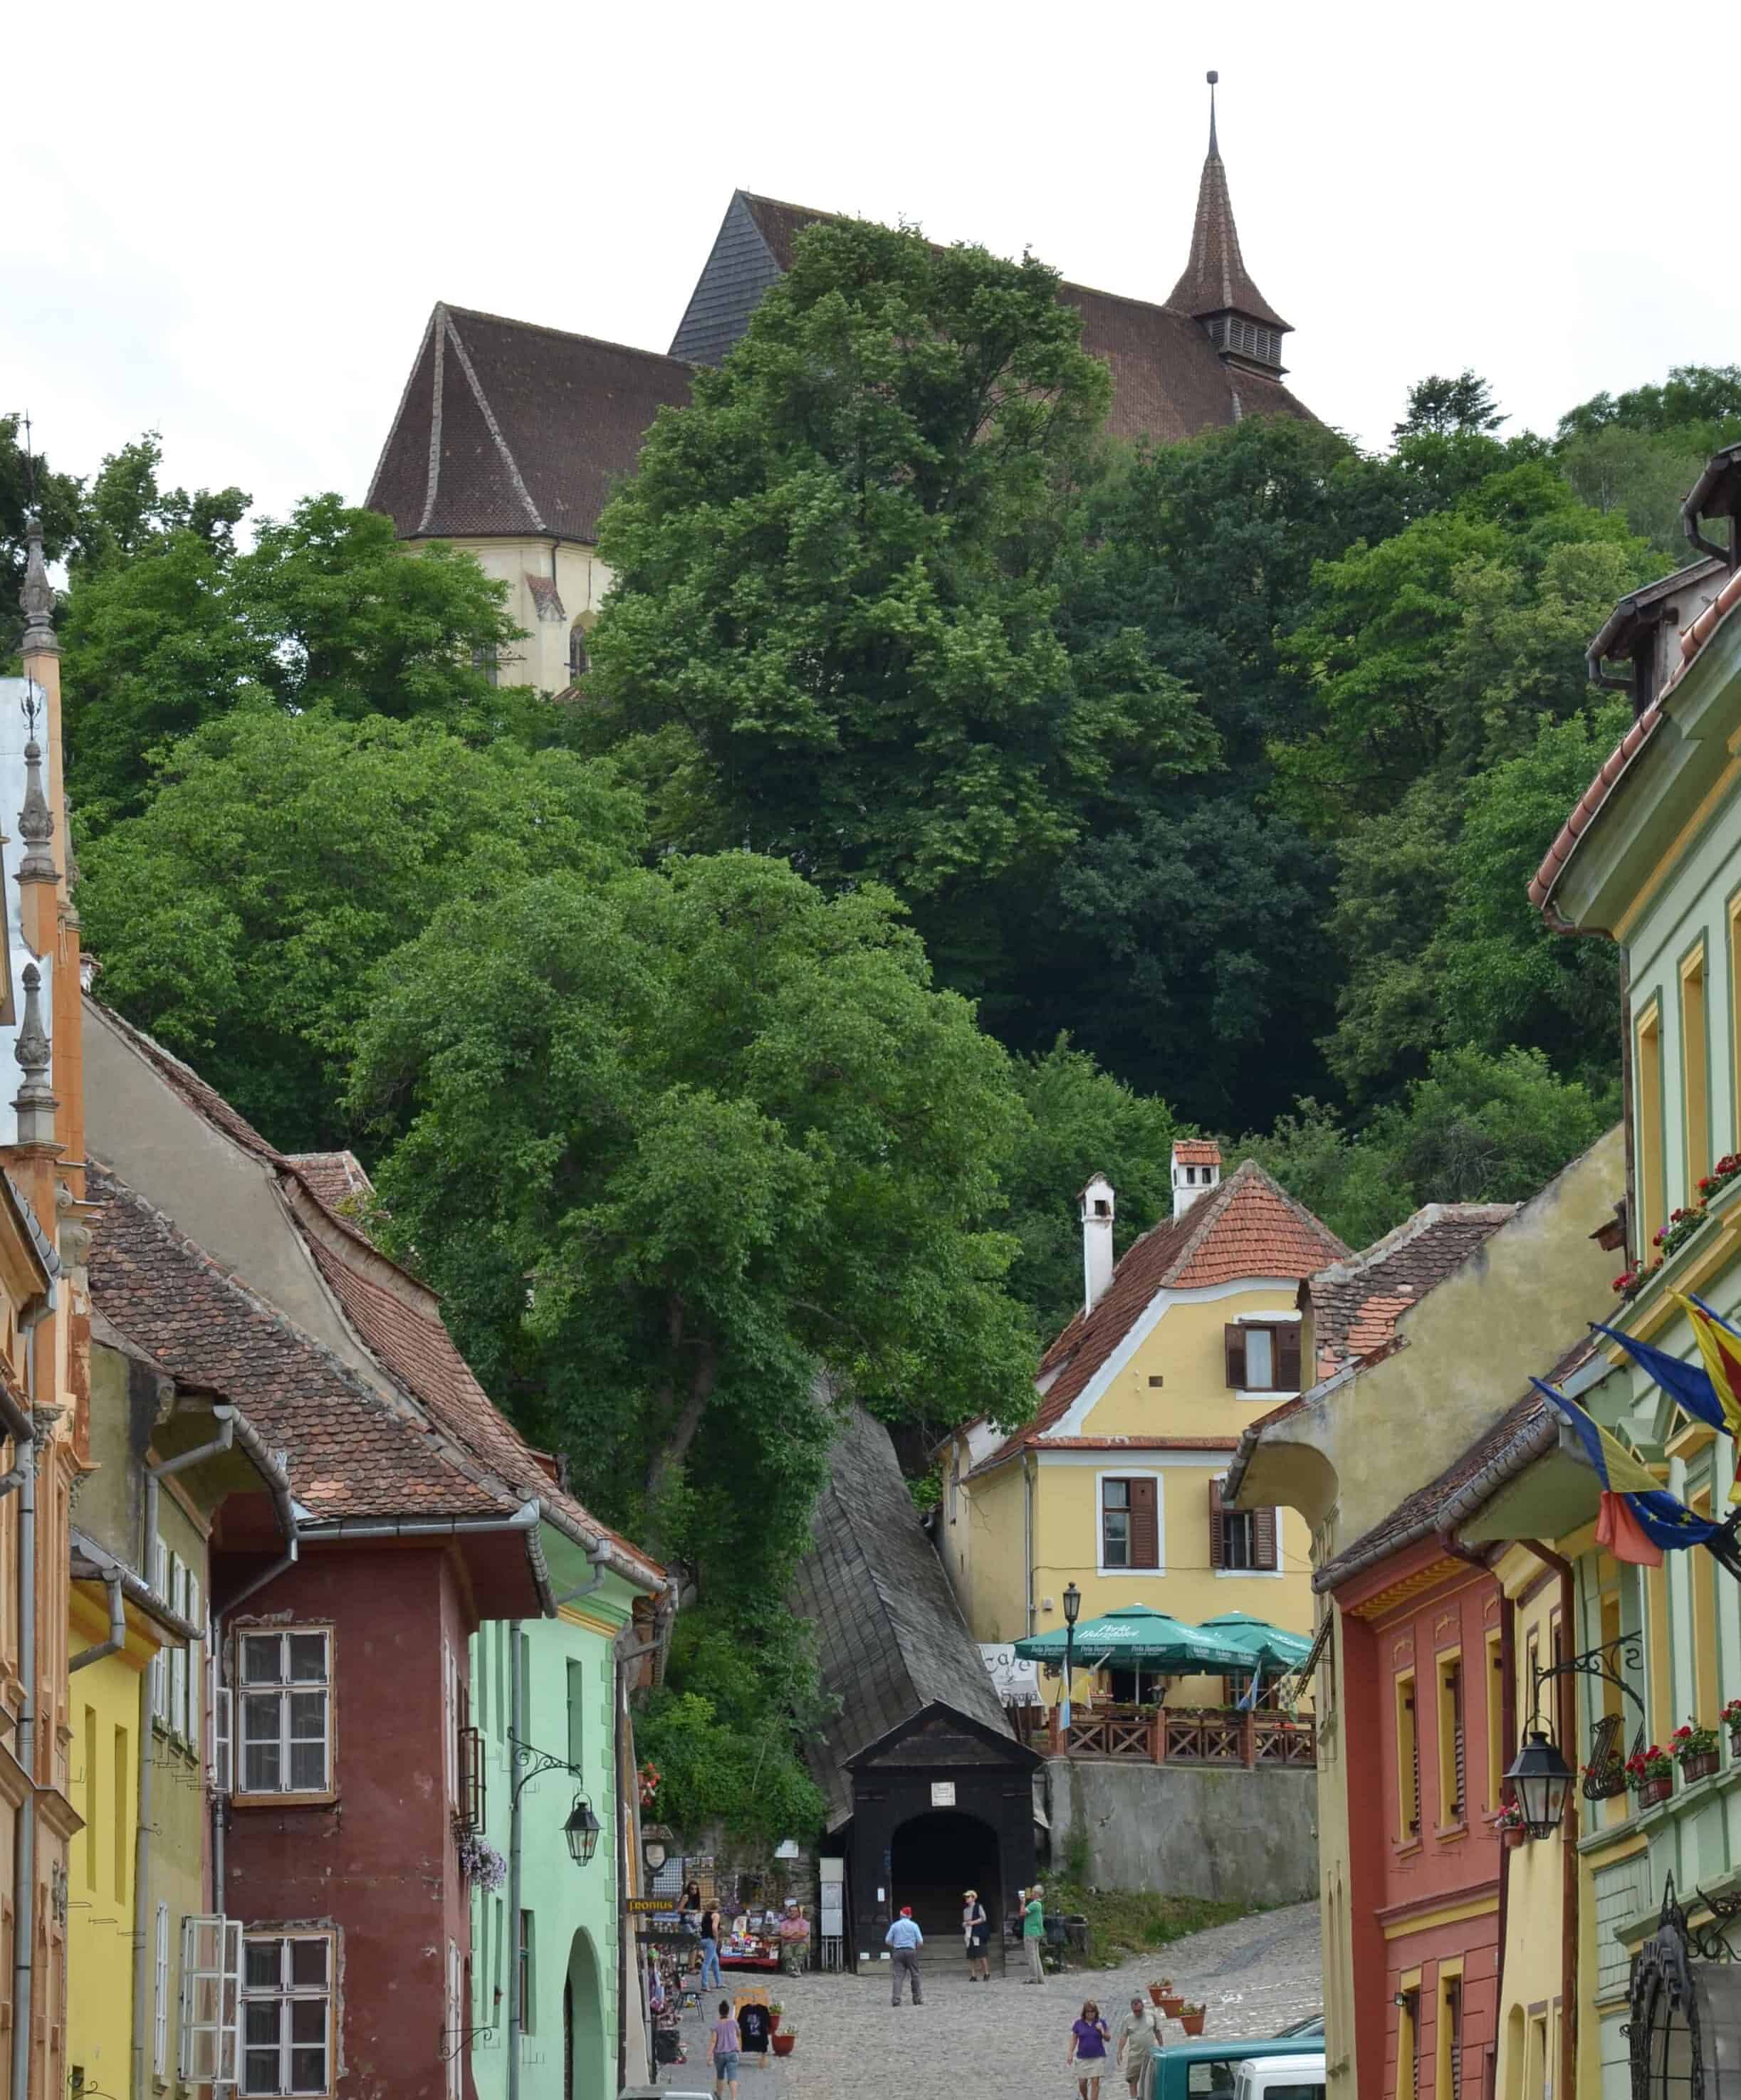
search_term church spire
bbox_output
[1166,72,1292,374]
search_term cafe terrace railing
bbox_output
[1020,1701,1316,1769]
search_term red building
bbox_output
[1317,1442,1519,2099]
[83,1008,666,2099]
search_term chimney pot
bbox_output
[1172,1140,1223,1219]
[1079,1174,1116,1316]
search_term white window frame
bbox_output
[241,1931,335,2098]
[179,1913,242,2086]
[446,1940,462,2100]
[1094,1467,1165,1578]
[187,1569,203,1748]
[154,1900,170,2077]
[151,1539,171,1728]
[442,1639,459,1811]
[236,1627,333,1799]
[170,1555,188,1740]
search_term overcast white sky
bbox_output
[11,0,1739,521]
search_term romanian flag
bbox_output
[1674,1294,1741,1501]
[1530,1378,1731,1567]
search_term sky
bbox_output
[10,0,1740,522]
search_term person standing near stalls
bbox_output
[1020,1883,1047,1984]
[680,1880,704,1939]
[961,1889,990,1982]
[885,1905,924,2005]
[699,1902,723,1990]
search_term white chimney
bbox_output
[1080,1174,1115,1315]
[1171,1140,1223,1220]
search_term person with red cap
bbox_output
[884,1904,924,2005]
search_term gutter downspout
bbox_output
[1024,1450,1037,1638]
[507,1622,524,2100]
[1522,1539,1579,2100]
[69,1571,125,1671]
[11,1298,51,2100]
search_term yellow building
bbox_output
[943,1145,1344,1703]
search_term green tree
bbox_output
[347,853,1039,1570]
[77,710,640,1147]
[62,494,527,826]
[1393,371,1508,440]
[69,431,249,575]
[584,216,1217,988]
[1240,1047,1616,1250]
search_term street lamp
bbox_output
[1061,1582,1082,1733]
[1505,1728,1576,1839]
[564,1795,603,1867]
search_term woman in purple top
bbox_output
[709,2000,741,2100]
[1068,2000,1111,2100]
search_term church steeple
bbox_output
[1166,71,1292,376]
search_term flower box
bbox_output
[1501,1826,1525,1849]
[1636,1774,1673,1808]
[1680,1750,1720,1785]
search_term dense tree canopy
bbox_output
[78,710,639,1146]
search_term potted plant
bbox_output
[1179,2004,1207,2037]
[1627,1743,1675,1809]
[767,2002,783,2035]
[1673,1719,1721,1785]
[1493,1802,1525,1849]
[771,2028,797,2059]
[456,1833,507,1891]
[1147,1978,1173,2007]
[1723,1697,1741,1760]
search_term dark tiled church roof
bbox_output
[671,189,1312,445]
[790,1405,1012,1831]
[1165,98,1290,331]
[367,303,693,545]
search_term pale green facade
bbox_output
[469,1526,642,2100]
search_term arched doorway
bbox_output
[564,1929,605,2100]
[889,1810,1003,1972]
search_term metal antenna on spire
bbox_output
[18,412,34,502]
[1206,70,1219,156]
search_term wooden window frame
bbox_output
[1209,1479,1280,1574]
[1396,1670,1420,1842]
[1683,941,1712,1199]
[1637,998,1666,1256]
[241,1931,335,2099]
[1485,1632,1504,1815]
[1397,1972,1421,2100]
[1436,1650,1465,1832]
[1097,1472,1162,1575]
[1223,1319,1302,1395]
[1436,1964,1464,2098]
[234,1626,335,1804]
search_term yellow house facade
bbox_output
[943,1147,1345,1703]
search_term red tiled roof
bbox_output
[982,1161,1347,1469]
[90,1003,664,1589]
[285,1150,374,1217]
[1307,1204,1517,1384]
[87,1164,505,1522]
[1173,1139,1222,1165]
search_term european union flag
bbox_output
[1589,1321,1726,1432]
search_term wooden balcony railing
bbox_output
[1035,1701,1316,1770]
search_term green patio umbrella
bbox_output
[1013,1605,1254,1676]
[1198,1611,1314,1676]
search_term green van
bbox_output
[1146,2035,1326,2099]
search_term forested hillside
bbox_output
[9,216,1738,1830]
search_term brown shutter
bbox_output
[1208,1477,1224,1570]
[1450,1662,1466,1819]
[1254,1506,1277,1571]
[1224,1324,1247,1388]
[1278,1325,1301,1390]
[1129,1479,1159,1569]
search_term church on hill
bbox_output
[365,75,1307,693]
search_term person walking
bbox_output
[961,1889,990,1982]
[707,1999,742,2100]
[1021,1883,1047,1984]
[1116,1995,1162,2099]
[1068,2000,1111,2100]
[885,1905,924,2005]
[698,1905,723,1990]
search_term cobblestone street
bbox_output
[657,1902,1322,2098]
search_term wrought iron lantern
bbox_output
[564,1794,602,1867]
[1504,1727,1575,1840]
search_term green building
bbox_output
[469,1522,663,2100]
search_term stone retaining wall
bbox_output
[1045,1757,1318,1904]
